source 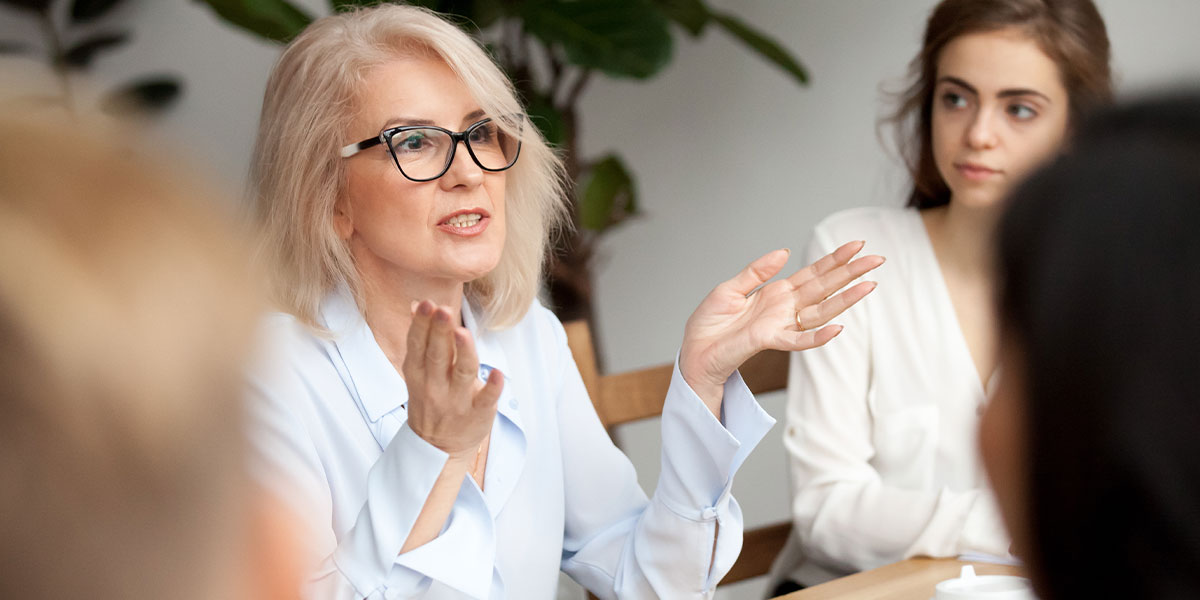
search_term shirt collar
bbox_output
[320,286,404,424]
[319,288,517,426]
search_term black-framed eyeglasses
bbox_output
[339,117,522,182]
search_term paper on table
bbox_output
[957,552,1023,566]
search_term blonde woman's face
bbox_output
[931,28,1070,208]
[337,57,507,289]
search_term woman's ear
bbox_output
[333,196,354,240]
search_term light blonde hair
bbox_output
[0,112,262,599]
[251,4,568,331]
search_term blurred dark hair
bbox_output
[888,0,1113,209]
[997,92,1200,599]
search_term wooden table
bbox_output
[773,557,1026,600]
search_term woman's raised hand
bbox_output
[679,241,884,413]
[403,300,503,458]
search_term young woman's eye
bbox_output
[1008,104,1037,120]
[942,92,968,109]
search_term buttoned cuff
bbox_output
[656,356,775,516]
[332,423,493,598]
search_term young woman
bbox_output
[245,5,882,599]
[772,0,1113,590]
[986,92,1200,600]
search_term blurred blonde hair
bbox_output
[251,4,568,331]
[0,112,262,599]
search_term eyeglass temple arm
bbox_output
[340,137,383,158]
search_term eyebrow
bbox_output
[382,109,488,130]
[937,76,1052,102]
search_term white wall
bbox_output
[3,1,1199,598]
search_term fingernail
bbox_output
[411,300,419,314]
[782,248,791,257]
[867,281,878,292]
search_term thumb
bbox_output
[726,248,790,296]
[474,368,504,409]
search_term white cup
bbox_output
[934,566,1037,600]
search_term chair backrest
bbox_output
[562,319,793,588]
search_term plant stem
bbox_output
[39,9,74,113]
[564,69,592,111]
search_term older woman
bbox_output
[247,5,881,599]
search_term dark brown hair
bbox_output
[889,0,1113,209]
[997,92,1200,599]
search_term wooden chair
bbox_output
[563,319,793,590]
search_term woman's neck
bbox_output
[358,272,466,373]
[921,200,1002,282]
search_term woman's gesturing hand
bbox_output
[679,241,884,414]
[403,300,504,459]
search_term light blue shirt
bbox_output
[248,288,775,599]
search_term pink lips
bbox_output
[955,162,1002,182]
[437,208,491,237]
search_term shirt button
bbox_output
[702,507,718,519]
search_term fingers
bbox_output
[404,300,435,373]
[779,324,844,352]
[451,327,480,389]
[795,280,877,331]
[425,306,455,374]
[796,253,884,305]
[727,248,791,297]
[785,240,866,286]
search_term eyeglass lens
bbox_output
[388,120,519,180]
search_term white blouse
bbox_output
[247,288,775,599]
[771,206,1010,587]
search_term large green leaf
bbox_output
[194,0,313,43]
[70,0,126,23]
[652,0,708,36]
[709,10,807,85]
[524,92,567,149]
[521,0,672,79]
[579,154,638,231]
[338,0,504,29]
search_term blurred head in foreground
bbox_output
[984,91,1200,599]
[0,113,296,599]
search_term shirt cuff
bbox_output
[656,356,775,516]
[391,478,495,599]
[958,487,1012,557]
[333,423,491,598]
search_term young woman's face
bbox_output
[337,57,508,290]
[932,28,1070,208]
